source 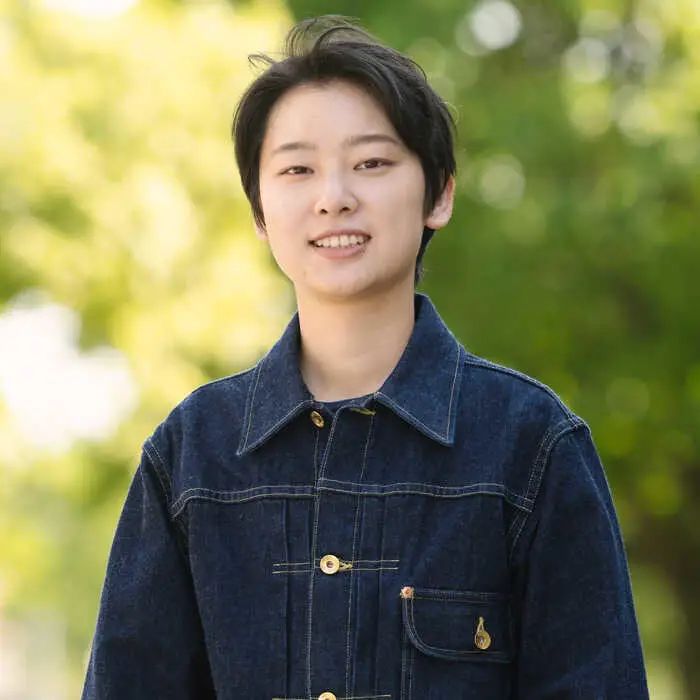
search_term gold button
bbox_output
[474,616,492,650]
[310,410,325,428]
[320,554,340,575]
[318,693,336,700]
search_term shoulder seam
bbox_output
[142,439,173,504]
[508,419,586,563]
[462,354,576,420]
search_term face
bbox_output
[256,80,454,304]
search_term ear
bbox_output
[424,177,455,231]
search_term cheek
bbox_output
[384,169,426,218]
[260,182,306,229]
[378,180,428,234]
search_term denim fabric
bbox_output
[83,294,648,699]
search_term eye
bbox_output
[357,158,391,170]
[280,165,312,176]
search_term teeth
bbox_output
[314,234,368,249]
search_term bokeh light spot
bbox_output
[0,293,138,453]
[469,0,522,52]
[478,154,525,210]
[564,38,611,84]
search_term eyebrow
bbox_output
[269,133,401,157]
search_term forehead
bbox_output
[262,80,400,149]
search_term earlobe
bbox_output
[425,177,455,230]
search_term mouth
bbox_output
[311,232,371,249]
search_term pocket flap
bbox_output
[401,586,513,663]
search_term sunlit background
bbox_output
[1,0,698,697]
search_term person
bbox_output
[82,16,649,700]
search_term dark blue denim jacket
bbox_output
[83,294,648,699]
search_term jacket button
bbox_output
[320,554,340,575]
[474,616,492,650]
[310,410,325,428]
[318,693,336,700]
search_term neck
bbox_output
[297,287,416,402]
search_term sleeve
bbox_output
[513,425,649,699]
[82,447,215,699]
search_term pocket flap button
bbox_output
[318,693,336,700]
[474,616,492,650]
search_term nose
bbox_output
[314,172,358,216]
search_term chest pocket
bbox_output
[400,586,514,700]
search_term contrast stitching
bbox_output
[170,485,315,518]
[170,480,532,517]
[510,421,585,560]
[272,569,399,576]
[307,413,341,697]
[144,440,172,491]
[241,362,263,452]
[374,393,447,444]
[405,598,508,657]
[346,411,375,699]
[411,595,501,603]
[306,487,321,698]
[400,626,409,700]
[143,443,172,501]
[524,419,570,502]
[407,633,415,700]
[274,560,400,566]
[444,340,461,439]
[274,566,399,575]
[272,569,313,575]
[246,399,315,452]
[318,479,531,510]
[462,355,579,420]
[313,426,320,482]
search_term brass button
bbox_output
[318,693,336,700]
[474,616,492,650]
[310,410,325,428]
[320,554,340,575]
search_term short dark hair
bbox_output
[232,16,456,283]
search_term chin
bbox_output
[313,277,410,304]
[297,276,372,302]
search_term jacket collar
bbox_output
[237,294,464,455]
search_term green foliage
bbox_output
[0,0,291,691]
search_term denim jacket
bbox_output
[83,294,648,699]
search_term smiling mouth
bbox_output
[312,233,370,249]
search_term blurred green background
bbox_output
[0,0,697,697]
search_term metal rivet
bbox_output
[400,586,415,599]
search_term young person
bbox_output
[83,16,649,700]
